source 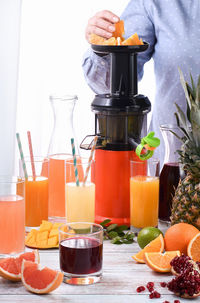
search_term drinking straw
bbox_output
[16,133,28,180]
[27,131,36,180]
[70,138,79,186]
[83,136,98,186]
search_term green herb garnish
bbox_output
[100,219,135,245]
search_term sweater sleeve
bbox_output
[82,0,156,93]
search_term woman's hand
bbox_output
[85,10,120,42]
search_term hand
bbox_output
[85,10,120,42]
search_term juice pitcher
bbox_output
[47,94,79,221]
[159,124,182,223]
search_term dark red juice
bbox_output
[159,162,180,221]
[59,237,103,275]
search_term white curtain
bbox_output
[0,0,22,174]
[1,0,155,172]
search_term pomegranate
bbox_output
[167,255,200,298]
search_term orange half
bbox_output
[187,232,200,261]
[144,251,181,272]
[132,234,165,264]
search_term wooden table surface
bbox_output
[0,240,192,303]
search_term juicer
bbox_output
[81,43,151,226]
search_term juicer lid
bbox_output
[91,94,151,114]
[91,43,148,54]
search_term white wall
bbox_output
[16,0,155,158]
[0,0,22,174]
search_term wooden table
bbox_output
[0,240,192,303]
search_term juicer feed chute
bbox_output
[81,43,151,226]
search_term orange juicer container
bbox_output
[81,43,151,226]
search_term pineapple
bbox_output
[170,69,200,230]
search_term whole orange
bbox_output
[164,223,199,255]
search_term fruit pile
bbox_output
[25,220,63,249]
[132,223,200,299]
[0,250,63,294]
[89,20,143,46]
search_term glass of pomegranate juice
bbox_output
[59,222,103,285]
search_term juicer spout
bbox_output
[128,137,139,150]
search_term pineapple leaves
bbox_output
[174,103,192,140]
[178,68,191,109]
[190,103,200,148]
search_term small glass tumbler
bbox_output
[65,157,95,223]
[130,158,160,232]
[0,176,25,256]
[20,156,49,230]
[59,222,103,285]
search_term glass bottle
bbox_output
[159,124,182,223]
[47,94,79,221]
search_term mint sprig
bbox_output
[100,219,135,245]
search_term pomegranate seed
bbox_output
[163,301,170,303]
[174,301,180,303]
[136,286,145,293]
[147,282,154,292]
[160,282,167,287]
[149,291,161,299]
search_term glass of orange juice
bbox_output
[65,158,95,223]
[20,156,49,230]
[0,176,25,256]
[130,158,160,232]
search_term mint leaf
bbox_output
[100,219,111,227]
[107,223,118,232]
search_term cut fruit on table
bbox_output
[132,234,164,264]
[0,250,39,281]
[25,220,63,249]
[89,20,143,46]
[144,251,181,273]
[21,260,63,294]
[187,232,200,261]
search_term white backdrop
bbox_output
[16,0,155,160]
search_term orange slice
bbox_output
[0,250,39,281]
[187,232,200,261]
[103,37,117,45]
[112,20,124,38]
[144,251,181,272]
[132,234,164,263]
[89,33,106,45]
[21,260,63,294]
[122,33,143,46]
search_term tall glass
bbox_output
[130,158,160,232]
[65,158,95,223]
[59,222,103,285]
[0,176,25,256]
[159,124,182,223]
[20,156,49,230]
[47,95,79,221]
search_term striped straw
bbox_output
[16,133,28,180]
[27,131,36,179]
[83,136,98,186]
[70,138,79,186]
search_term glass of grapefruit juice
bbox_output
[130,158,160,232]
[59,222,103,285]
[20,157,49,229]
[48,154,84,222]
[0,176,25,256]
[65,158,95,223]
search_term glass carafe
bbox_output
[47,95,79,221]
[159,124,182,223]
